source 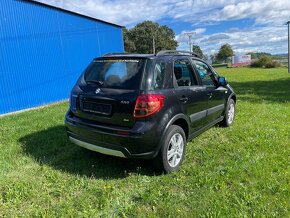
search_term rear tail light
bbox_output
[116,131,130,135]
[133,94,164,118]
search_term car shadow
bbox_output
[19,125,161,179]
[229,77,290,103]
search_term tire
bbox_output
[153,125,186,173]
[220,98,236,127]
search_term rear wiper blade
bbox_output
[86,80,104,85]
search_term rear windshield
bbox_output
[84,59,145,90]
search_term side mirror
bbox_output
[218,76,227,86]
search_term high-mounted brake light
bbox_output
[133,94,164,118]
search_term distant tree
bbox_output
[246,52,258,60]
[123,21,178,54]
[123,28,136,52]
[216,44,234,63]
[246,52,272,59]
[203,54,209,61]
[192,45,204,58]
[255,52,271,58]
[210,54,217,64]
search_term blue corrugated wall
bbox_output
[0,0,124,114]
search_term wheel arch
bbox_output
[152,113,190,158]
[230,93,236,103]
[164,114,190,140]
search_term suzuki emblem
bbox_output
[95,88,101,94]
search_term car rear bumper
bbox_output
[65,112,162,159]
[68,136,126,158]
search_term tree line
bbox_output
[123,20,279,67]
[124,21,178,54]
[123,20,235,63]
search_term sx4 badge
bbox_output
[95,88,101,94]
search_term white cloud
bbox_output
[195,28,206,34]
[216,1,290,25]
[35,0,290,54]
[35,0,174,26]
[175,28,207,43]
[36,0,290,26]
[176,26,288,55]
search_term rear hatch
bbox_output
[73,57,146,128]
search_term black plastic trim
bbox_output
[188,116,224,140]
[190,110,207,123]
[207,104,225,116]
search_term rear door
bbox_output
[74,58,145,128]
[172,58,208,133]
[191,59,227,124]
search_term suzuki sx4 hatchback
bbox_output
[65,50,236,173]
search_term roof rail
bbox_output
[156,50,202,58]
[102,52,129,57]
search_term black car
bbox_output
[65,50,236,173]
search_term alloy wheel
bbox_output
[167,133,184,167]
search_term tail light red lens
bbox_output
[133,94,164,118]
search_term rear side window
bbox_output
[173,59,198,87]
[152,61,166,89]
[85,59,145,90]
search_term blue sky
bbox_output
[36,0,290,55]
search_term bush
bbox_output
[258,56,272,66]
[250,55,280,68]
[265,60,281,68]
[250,60,263,68]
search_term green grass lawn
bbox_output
[0,68,289,217]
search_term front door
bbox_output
[191,59,227,125]
[172,58,209,133]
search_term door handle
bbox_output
[179,96,188,103]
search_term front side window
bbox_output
[192,60,216,86]
[85,59,145,90]
[173,59,198,87]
